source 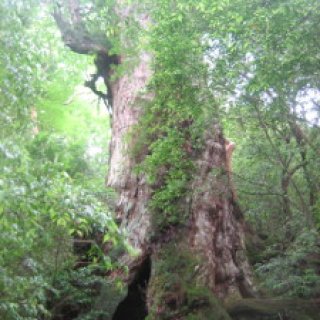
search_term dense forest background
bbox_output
[0,0,319,319]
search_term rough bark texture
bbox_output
[106,52,255,319]
[107,51,153,270]
[189,126,253,300]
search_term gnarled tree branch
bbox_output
[52,3,108,55]
[52,0,120,114]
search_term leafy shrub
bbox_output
[0,133,120,319]
[255,229,320,298]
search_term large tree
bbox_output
[53,0,319,319]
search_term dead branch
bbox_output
[52,2,108,55]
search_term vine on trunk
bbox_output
[133,1,221,234]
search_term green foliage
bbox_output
[134,0,320,301]
[140,0,320,300]
[0,132,120,319]
[256,230,320,298]
[203,0,320,298]
[47,267,126,320]
[0,2,120,319]
[134,0,215,231]
[1,0,320,317]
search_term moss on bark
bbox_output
[146,241,232,320]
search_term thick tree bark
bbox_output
[53,2,255,318]
[106,54,257,319]
[107,50,153,266]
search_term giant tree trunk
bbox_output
[106,53,255,319]
[53,2,320,319]
[54,2,252,319]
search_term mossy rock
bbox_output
[226,298,320,320]
[92,280,127,319]
[146,242,231,320]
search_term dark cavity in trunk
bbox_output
[112,256,151,320]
